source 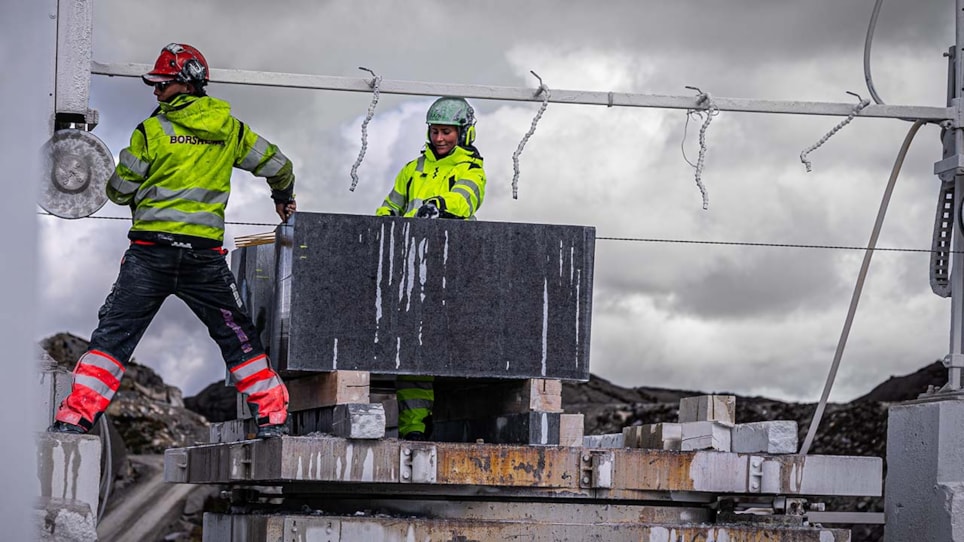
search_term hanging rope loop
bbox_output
[511,70,551,200]
[800,91,870,173]
[349,66,383,192]
[681,86,718,210]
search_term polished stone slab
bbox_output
[233,213,595,380]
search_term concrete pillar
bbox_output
[36,433,102,520]
[0,0,56,539]
[885,399,964,542]
[37,351,74,432]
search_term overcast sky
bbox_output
[35,0,960,402]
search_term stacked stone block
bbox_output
[621,395,799,454]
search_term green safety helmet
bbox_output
[426,97,476,147]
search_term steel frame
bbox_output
[942,0,964,391]
[91,60,950,122]
[163,436,882,499]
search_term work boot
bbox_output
[402,431,427,441]
[256,423,288,439]
[47,421,86,434]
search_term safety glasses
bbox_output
[153,80,176,91]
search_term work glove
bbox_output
[416,200,440,219]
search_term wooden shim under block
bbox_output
[559,413,585,447]
[525,379,563,412]
[287,371,370,412]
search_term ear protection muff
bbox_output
[180,58,207,83]
[461,125,476,147]
[175,58,207,84]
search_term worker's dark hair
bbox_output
[189,81,208,97]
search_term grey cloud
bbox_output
[662,250,848,319]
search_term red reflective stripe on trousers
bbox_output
[234,368,276,393]
[249,384,289,425]
[87,349,123,370]
[55,382,112,427]
[231,357,289,424]
[74,363,122,392]
[56,349,125,427]
[230,354,269,382]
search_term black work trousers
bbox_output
[90,243,265,371]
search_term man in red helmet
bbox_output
[49,43,296,439]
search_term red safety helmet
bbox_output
[142,43,209,86]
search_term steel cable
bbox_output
[864,0,886,105]
[36,212,954,255]
[97,414,112,523]
[799,120,925,456]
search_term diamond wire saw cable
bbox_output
[97,414,112,523]
[799,119,925,456]
[863,0,916,124]
[36,211,956,255]
[864,0,887,105]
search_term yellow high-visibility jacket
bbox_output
[108,94,294,248]
[376,144,485,219]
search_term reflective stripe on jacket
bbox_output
[376,144,485,218]
[108,94,294,245]
[396,375,434,436]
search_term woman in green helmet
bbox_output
[376,96,486,220]
[376,97,487,440]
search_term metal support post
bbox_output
[55,0,97,128]
[938,0,964,391]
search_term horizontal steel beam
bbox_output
[92,61,951,121]
[279,497,713,524]
[808,511,886,524]
[164,435,882,498]
[204,513,853,542]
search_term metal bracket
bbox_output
[748,456,764,493]
[399,444,437,484]
[943,353,964,369]
[772,496,808,516]
[950,97,964,129]
[229,442,255,481]
[579,451,614,489]
[933,154,964,177]
[162,448,189,483]
[935,98,964,177]
[285,517,340,542]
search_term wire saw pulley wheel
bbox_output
[40,129,113,219]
